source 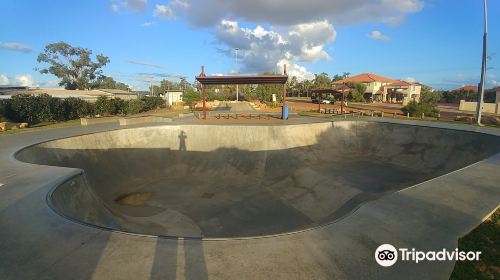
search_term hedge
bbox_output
[2,94,166,125]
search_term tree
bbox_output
[37,42,110,90]
[313,73,331,89]
[346,82,366,102]
[332,74,344,82]
[401,88,441,117]
[183,90,201,108]
[98,76,130,91]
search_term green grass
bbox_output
[450,208,500,280]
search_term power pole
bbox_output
[235,48,239,102]
[476,0,488,126]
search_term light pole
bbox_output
[235,48,239,101]
[476,0,488,126]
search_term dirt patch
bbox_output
[115,192,153,206]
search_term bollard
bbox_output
[393,113,396,118]
[371,111,374,117]
[437,113,440,120]
[421,113,424,119]
[407,112,410,119]
[381,112,384,118]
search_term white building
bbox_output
[162,90,183,106]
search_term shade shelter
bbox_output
[195,66,288,119]
[311,88,348,113]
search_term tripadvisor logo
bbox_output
[375,244,482,267]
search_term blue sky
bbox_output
[0,0,499,90]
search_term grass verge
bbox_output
[450,207,500,280]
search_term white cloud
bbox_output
[15,74,36,87]
[111,0,147,13]
[215,19,335,80]
[0,42,34,53]
[369,30,390,41]
[154,4,175,19]
[142,21,154,27]
[405,77,416,83]
[153,0,191,20]
[277,59,314,81]
[184,0,424,27]
[0,74,10,85]
[125,60,167,69]
[125,0,147,11]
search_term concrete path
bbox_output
[0,117,499,280]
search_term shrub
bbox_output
[0,100,7,122]
[183,90,201,108]
[124,99,145,115]
[93,96,126,116]
[64,97,93,119]
[141,96,165,111]
[402,100,440,117]
[6,94,53,124]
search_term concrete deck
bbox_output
[1,116,499,279]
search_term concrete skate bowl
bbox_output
[15,122,500,239]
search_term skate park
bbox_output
[1,113,500,279]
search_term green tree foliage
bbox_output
[141,96,165,111]
[64,97,93,119]
[346,82,366,102]
[124,99,146,115]
[182,90,201,108]
[2,94,167,125]
[332,74,344,82]
[313,73,331,89]
[98,76,131,91]
[441,90,478,103]
[402,88,441,117]
[37,42,110,90]
[93,96,117,116]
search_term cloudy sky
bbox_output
[0,0,499,90]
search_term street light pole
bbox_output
[235,48,239,102]
[476,0,488,126]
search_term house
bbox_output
[161,90,183,106]
[332,73,422,104]
[452,85,478,93]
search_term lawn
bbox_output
[450,207,500,280]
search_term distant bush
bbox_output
[402,101,440,117]
[93,96,126,116]
[125,99,146,115]
[0,100,7,122]
[64,97,93,119]
[183,90,201,108]
[2,94,166,125]
[6,94,52,124]
[141,96,165,111]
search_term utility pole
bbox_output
[476,0,488,126]
[235,48,239,102]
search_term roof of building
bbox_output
[96,89,136,95]
[196,74,288,85]
[452,85,478,92]
[3,89,110,96]
[333,73,397,84]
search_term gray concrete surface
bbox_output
[1,117,500,279]
[15,122,500,239]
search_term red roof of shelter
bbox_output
[196,74,288,85]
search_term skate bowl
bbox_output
[15,121,500,239]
